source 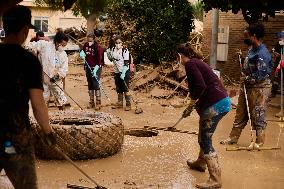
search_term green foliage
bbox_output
[202,0,284,24]
[192,0,204,21]
[106,0,194,64]
[35,0,108,18]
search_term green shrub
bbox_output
[106,0,194,64]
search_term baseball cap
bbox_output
[277,31,284,39]
[3,5,36,34]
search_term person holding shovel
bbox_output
[220,23,273,147]
[0,5,56,189]
[177,43,231,189]
[80,33,104,110]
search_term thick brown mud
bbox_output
[1,64,283,189]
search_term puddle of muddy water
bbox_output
[34,131,198,189]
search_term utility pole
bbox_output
[0,15,2,28]
[209,8,219,69]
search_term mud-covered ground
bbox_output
[1,64,284,189]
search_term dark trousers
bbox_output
[199,111,228,155]
[0,152,37,189]
[114,70,130,93]
[85,65,101,91]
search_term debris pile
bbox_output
[130,63,189,100]
[68,52,84,65]
[64,27,86,44]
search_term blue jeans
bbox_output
[199,111,228,155]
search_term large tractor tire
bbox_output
[31,110,124,160]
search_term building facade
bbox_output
[203,10,284,81]
[20,0,86,40]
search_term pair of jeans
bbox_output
[198,110,228,155]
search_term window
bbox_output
[34,17,49,32]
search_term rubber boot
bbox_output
[125,93,131,111]
[196,153,222,189]
[95,90,101,111]
[220,127,242,145]
[256,129,265,147]
[187,149,206,172]
[112,93,123,109]
[88,90,95,108]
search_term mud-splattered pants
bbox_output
[0,152,37,189]
[232,80,271,131]
[43,80,68,106]
[199,111,228,155]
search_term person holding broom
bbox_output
[220,23,273,147]
[0,5,56,189]
[177,43,231,189]
[80,33,104,110]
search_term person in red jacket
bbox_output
[80,33,104,110]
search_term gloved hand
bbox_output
[120,65,129,80]
[79,50,86,60]
[50,74,60,83]
[182,100,197,118]
[43,132,57,147]
[92,65,100,78]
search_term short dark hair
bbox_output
[246,23,265,39]
[36,31,44,37]
[54,31,69,44]
[3,5,35,35]
[114,35,123,42]
[176,43,203,59]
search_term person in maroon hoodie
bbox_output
[177,43,231,189]
[80,33,104,110]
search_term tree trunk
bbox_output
[86,13,98,34]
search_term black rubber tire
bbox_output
[31,110,124,160]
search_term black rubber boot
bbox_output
[88,90,95,108]
[125,93,131,111]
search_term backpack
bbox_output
[112,47,134,72]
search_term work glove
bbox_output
[43,132,57,147]
[92,65,100,78]
[79,50,86,60]
[120,65,129,80]
[182,100,197,118]
[50,74,60,83]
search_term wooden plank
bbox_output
[158,76,189,91]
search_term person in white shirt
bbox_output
[28,31,69,110]
[109,35,132,111]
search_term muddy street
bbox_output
[2,64,284,189]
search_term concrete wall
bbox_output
[203,10,284,81]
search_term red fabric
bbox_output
[83,42,103,67]
[275,60,284,75]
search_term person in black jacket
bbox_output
[0,6,56,189]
